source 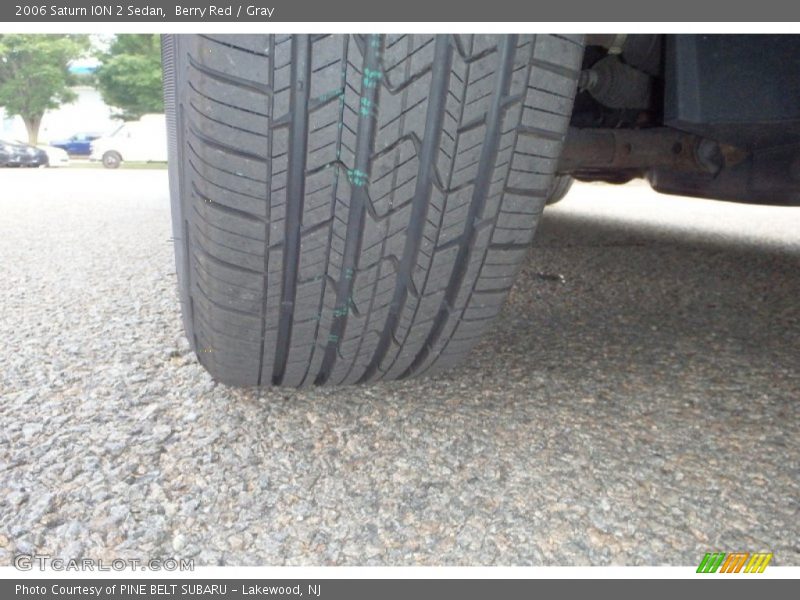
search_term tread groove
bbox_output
[271,35,311,386]
[256,35,276,386]
[400,35,519,379]
[315,35,383,386]
[300,35,351,386]
[357,36,454,384]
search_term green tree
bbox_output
[0,34,89,144]
[96,35,163,121]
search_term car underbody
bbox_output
[562,34,800,206]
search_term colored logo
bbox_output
[697,552,773,573]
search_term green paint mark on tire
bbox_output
[347,169,367,187]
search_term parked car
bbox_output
[0,139,46,167]
[0,140,16,166]
[37,144,70,167]
[20,142,49,167]
[49,132,103,156]
[89,115,167,168]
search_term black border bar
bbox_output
[3,579,798,600]
[3,1,800,22]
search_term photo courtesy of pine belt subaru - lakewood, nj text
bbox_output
[161,34,800,388]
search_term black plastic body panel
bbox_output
[665,35,800,149]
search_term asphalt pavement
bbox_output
[1,169,797,566]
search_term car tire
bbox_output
[102,151,122,169]
[162,34,583,387]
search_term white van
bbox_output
[90,114,167,168]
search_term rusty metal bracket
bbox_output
[558,127,746,179]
